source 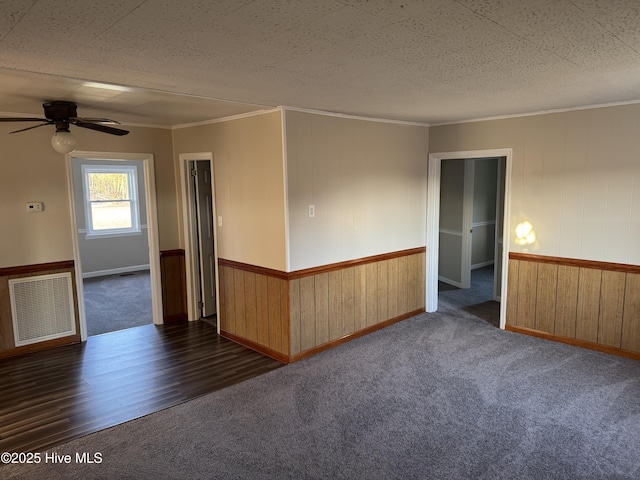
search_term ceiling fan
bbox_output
[0,100,129,154]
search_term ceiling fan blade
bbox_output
[71,117,122,125]
[0,117,48,122]
[10,123,52,134]
[74,121,129,136]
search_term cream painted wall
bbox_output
[172,111,287,271]
[285,110,429,271]
[429,104,640,265]
[0,123,178,269]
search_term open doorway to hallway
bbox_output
[427,149,512,329]
[179,153,220,331]
[437,157,505,328]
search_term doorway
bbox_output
[179,153,220,330]
[426,149,512,329]
[66,151,163,341]
[437,157,504,327]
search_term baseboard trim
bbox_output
[219,330,289,363]
[0,334,82,360]
[505,325,640,361]
[438,276,463,288]
[82,265,150,279]
[289,308,425,363]
[471,260,494,270]
[221,309,425,364]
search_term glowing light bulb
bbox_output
[51,130,77,154]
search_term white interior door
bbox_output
[438,159,474,288]
[493,157,506,301]
[193,160,216,317]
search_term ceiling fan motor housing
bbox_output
[43,101,78,121]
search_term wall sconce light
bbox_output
[515,221,536,245]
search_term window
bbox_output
[82,164,141,237]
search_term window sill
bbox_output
[82,229,143,240]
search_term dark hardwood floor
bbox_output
[0,321,283,453]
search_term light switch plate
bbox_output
[27,202,43,213]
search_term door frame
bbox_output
[65,151,164,341]
[426,148,512,329]
[178,152,220,331]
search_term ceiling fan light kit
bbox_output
[0,101,128,154]
[51,128,77,154]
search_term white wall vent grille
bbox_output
[9,272,76,347]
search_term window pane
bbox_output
[91,201,132,230]
[88,173,130,201]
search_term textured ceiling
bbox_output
[0,0,639,126]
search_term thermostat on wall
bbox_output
[26,202,43,213]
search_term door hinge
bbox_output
[197,301,204,309]
[191,168,197,177]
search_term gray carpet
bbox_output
[83,271,153,336]
[4,297,639,479]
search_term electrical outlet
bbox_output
[308,205,315,218]
[217,216,223,227]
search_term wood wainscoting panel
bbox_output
[418,252,426,310]
[219,248,425,362]
[516,260,538,329]
[365,262,378,327]
[598,270,625,348]
[341,267,355,336]
[220,265,235,333]
[233,269,247,338]
[267,277,289,354]
[219,262,289,358]
[622,273,640,352]
[355,264,367,332]
[0,276,13,352]
[256,274,270,348]
[377,260,389,324]
[299,275,316,352]
[244,272,258,343]
[554,265,579,338]
[576,268,602,343]
[314,273,329,345]
[535,263,557,333]
[387,257,399,319]
[288,249,425,357]
[507,253,640,359]
[407,254,418,311]
[397,255,409,315]
[328,270,343,342]
[506,259,519,326]
[289,278,301,356]
[160,250,188,323]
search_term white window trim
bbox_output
[81,164,141,238]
